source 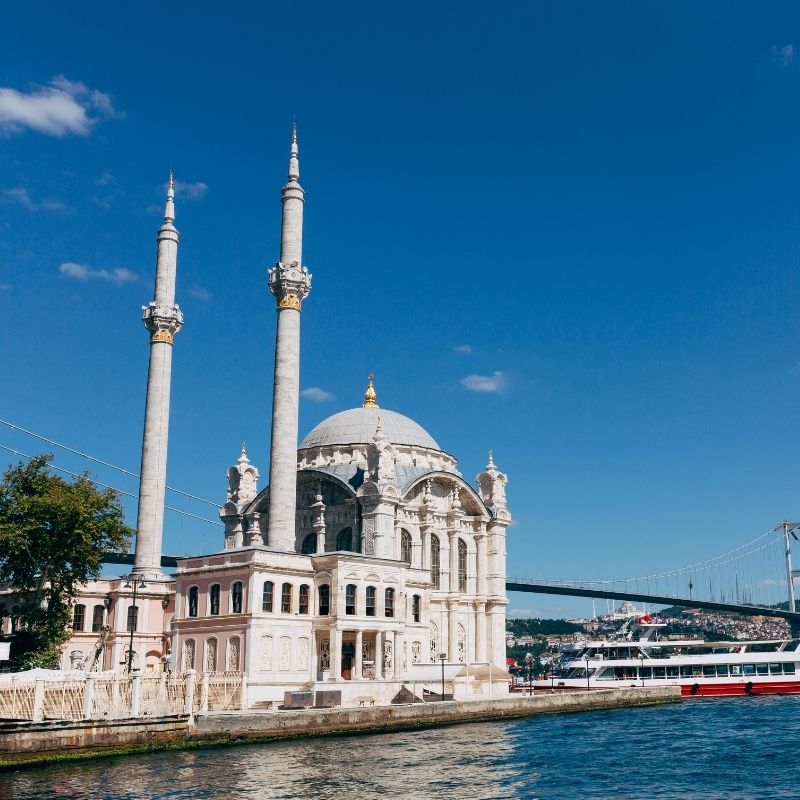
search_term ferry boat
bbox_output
[528,617,800,697]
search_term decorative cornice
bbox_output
[142,302,183,345]
[269,260,311,311]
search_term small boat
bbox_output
[527,617,800,697]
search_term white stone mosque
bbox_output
[36,130,512,704]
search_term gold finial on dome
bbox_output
[363,373,378,408]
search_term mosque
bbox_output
[38,130,512,703]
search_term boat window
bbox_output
[680,666,692,678]
[652,667,666,679]
[640,667,652,680]
[756,663,769,676]
[743,664,756,676]
[666,666,679,679]
[784,663,796,675]
[730,665,742,676]
[702,665,716,678]
[769,663,782,675]
[596,668,617,681]
[691,666,703,678]
[716,665,729,677]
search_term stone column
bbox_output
[133,177,183,580]
[475,601,486,663]
[331,628,342,681]
[266,130,311,552]
[393,632,404,678]
[355,629,363,680]
[448,531,459,593]
[475,532,488,596]
[448,601,458,661]
[374,632,383,679]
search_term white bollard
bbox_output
[184,669,197,723]
[82,675,96,719]
[32,678,45,722]
[130,674,142,718]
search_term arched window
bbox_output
[301,533,316,554]
[72,604,86,631]
[345,584,357,615]
[385,588,395,618]
[209,584,221,616]
[430,534,441,589]
[412,594,421,623]
[336,527,353,551]
[401,530,412,562]
[262,581,274,612]
[205,637,217,672]
[231,581,243,614]
[188,586,199,618]
[458,539,467,592]
[299,584,310,614]
[318,584,330,615]
[182,639,195,671]
[127,605,138,632]
[281,583,292,613]
[91,604,105,632]
[366,586,376,617]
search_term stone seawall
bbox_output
[0,687,680,769]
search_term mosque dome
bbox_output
[299,406,441,451]
[299,376,441,451]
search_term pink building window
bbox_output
[210,584,221,616]
[231,581,243,614]
[281,583,292,614]
[72,604,85,632]
[188,586,199,618]
[262,581,274,612]
[318,585,330,615]
[299,584,309,614]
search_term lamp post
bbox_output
[584,654,591,692]
[524,652,534,696]
[122,575,147,674]
[438,652,447,701]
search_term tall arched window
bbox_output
[127,605,138,632]
[188,586,199,618]
[262,581,274,612]
[401,530,412,563]
[299,584,310,614]
[430,534,441,589]
[92,604,105,632]
[72,604,86,631]
[318,584,330,615]
[345,584,357,615]
[336,527,353,551]
[412,594,421,623]
[366,586,376,617]
[281,583,292,613]
[231,581,243,614]
[385,588,395,618]
[458,539,467,592]
[301,533,316,554]
[209,584,221,616]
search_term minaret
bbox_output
[267,127,312,550]
[132,174,184,579]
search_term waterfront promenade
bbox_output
[0,686,679,769]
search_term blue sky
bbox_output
[2,3,800,617]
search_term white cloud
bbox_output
[301,387,334,402]
[0,75,122,137]
[460,370,507,393]
[780,44,795,66]
[452,344,472,354]
[97,171,114,186]
[172,180,208,200]
[3,187,70,212]
[0,283,9,290]
[189,284,213,301]
[59,262,137,285]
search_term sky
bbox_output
[2,2,800,618]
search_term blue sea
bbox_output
[2,696,798,799]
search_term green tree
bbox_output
[0,455,132,670]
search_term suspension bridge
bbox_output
[507,521,800,629]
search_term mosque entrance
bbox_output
[341,642,355,680]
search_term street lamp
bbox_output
[524,652,534,697]
[122,575,147,674]
[438,652,447,701]
[584,653,591,692]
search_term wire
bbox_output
[0,444,222,527]
[0,418,219,508]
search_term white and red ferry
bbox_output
[529,617,800,697]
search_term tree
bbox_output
[0,455,132,669]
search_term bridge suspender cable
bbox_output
[0,418,219,508]
[0,443,222,527]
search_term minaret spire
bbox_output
[267,128,312,551]
[133,174,184,579]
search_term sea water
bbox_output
[3,696,799,799]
